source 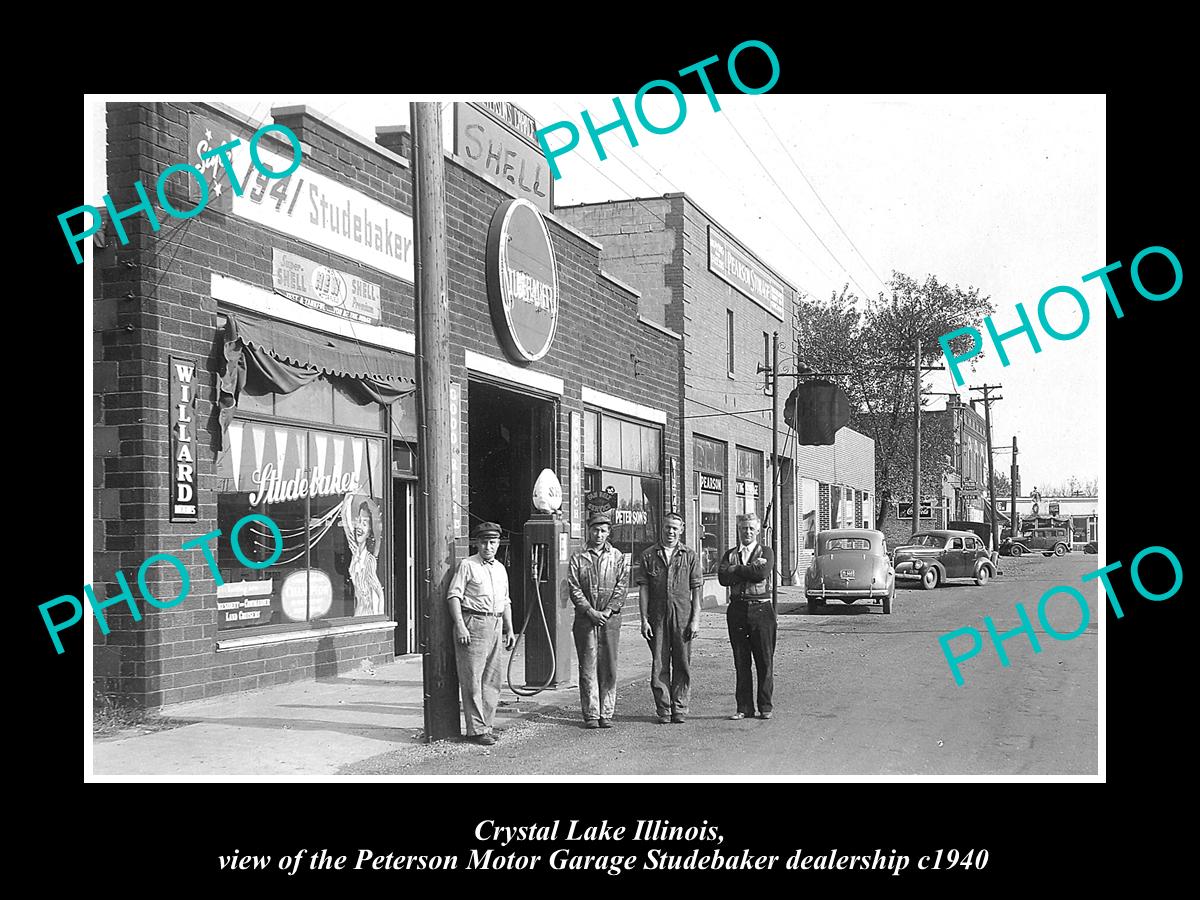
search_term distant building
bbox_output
[995,492,1098,547]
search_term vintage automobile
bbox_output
[1001,527,1071,557]
[1083,540,1098,554]
[804,529,895,614]
[893,529,996,589]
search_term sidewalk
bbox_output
[93,614,656,777]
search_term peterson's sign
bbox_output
[486,198,560,363]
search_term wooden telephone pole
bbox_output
[411,102,459,741]
[969,384,1003,550]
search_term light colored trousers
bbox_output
[455,613,505,736]
[573,613,621,721]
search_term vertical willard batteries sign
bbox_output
[170,357,199,522]
[189,112,414,282]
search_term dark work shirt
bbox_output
[636,543,703,608]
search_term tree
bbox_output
[795,273,995,531]
[992,470,1011,496]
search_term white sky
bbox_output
[99,93,1104,491]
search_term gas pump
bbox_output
[507,469,574,694]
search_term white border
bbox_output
[211,274,415,354]
[581,386,667,426]
[464,349,564,396]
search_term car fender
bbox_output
[1011,542,1030,554]
[929,561,948,580]
[974,559,994,577]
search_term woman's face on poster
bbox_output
[354,508,372,545]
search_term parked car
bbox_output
[893,529,996,589]
[1083,540,1098,554]
[1002,527,1071,557]
[805,529,895,614]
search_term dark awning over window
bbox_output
[216,312,416,453]
[231,311,415,384]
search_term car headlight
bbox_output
[913,560,924,570]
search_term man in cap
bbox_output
[567,510,628,729]
[447,521,515,745]
[636,512,704,724]
[718,512,776,720]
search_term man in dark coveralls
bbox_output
[718,512,776,720]
[637,512,704,724]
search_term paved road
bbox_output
[344,555,1098,776]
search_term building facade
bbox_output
[557,195,874,601]
[92,101,680,707]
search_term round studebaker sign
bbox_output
[486,198,559,363]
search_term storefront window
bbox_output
[216,421,386,630]
[735,446,763,519]
[694,435,727,575]
[800,477,819,549]
[584,410,664,582]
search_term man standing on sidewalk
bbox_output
[637,513,704,724]
[718,512,776,720]
[447,522,515,746]
[567,511,628,729]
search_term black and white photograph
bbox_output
[72,87,1118,782]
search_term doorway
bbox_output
[467,379,556,628]
[391,477,416,655]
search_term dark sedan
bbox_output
[893,529,996,589]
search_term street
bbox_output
[343,554,1098,776]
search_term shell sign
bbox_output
[486,198,559,363]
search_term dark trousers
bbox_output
[647,600,692,716]
[727,600,776,715]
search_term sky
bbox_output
[95,93,1104,491]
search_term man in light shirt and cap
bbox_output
[447,521,515,745]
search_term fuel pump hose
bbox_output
[506,543,557,696]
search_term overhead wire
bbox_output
[752,104,889,294]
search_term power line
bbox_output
[752,104,889,293]
[721,107,874,302]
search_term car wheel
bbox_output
[1054,543,1067,557]
[883,587,893,614]
[975,565,991,586]
[1010,544,1023,558]
[920,567,940,590]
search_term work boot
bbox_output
[584,719,600,729]
[671,713,686,724]
[472,732,497,746]
[599,718,613,728]
[656,714,671,725]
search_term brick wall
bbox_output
[95,102,679,708]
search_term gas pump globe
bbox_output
[532,468,563,513]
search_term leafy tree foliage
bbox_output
[794,274,994,530]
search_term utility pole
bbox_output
[970,384,1004,551]
[912,338,921,537]
[412,102,459,742]
[771,331,780,609]
[1010,435,1019,540]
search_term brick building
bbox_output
[557,194,874,599]
[92,101,679,707]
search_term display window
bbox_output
[694,435,727,575]
[215,420,386,630]
[583,409,663,581]
[735,446,764,519]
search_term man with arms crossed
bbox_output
[567,511,628,729]
[718,512,776,720]
[637,513,704,724]
[447,521,515,745]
